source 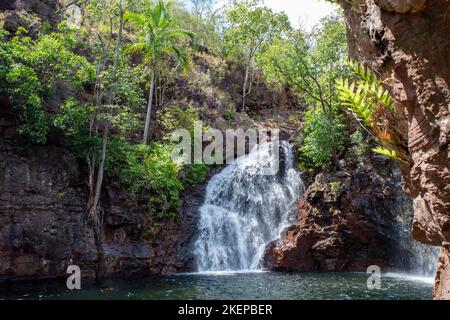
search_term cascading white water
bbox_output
[194,141,304,272]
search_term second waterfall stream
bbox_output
[194,141,305,272]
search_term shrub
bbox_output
[330,181,341,194]
[5,65,47,144]
[298,109,347,171]
[53,98,98,156]
[106,138,209,219]
[349,129,369,167]
[157,104,200,137]
[0,28,95,145]
[223,107,236,121]
[179,164,210,187]
[106,139,182,217]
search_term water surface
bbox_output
[0,272,434,300]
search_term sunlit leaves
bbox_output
[224,0,291,63]
[0,27,94,144]
[372,147,402,161]
[126,0,194,73]
[336,60,407,162]
[299,109,347,170]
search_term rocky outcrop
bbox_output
[340,0,450,299]
[264,156,427,272]
[0,0,64,35]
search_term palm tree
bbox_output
[126,0,193,144]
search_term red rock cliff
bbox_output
[339,0,449,299]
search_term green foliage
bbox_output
[258,15,348,112]
[53,98,98,156]
[179,163,210,187]
[106,138,182,217]
[336,60,407,162]
[330,181,341,194]
[223,108,236,121]
[299,109,347,170]
[372,147,402,161]
[336,60,394,129]
[156,104,200,136]
[224,0,291,110]
[106,137,210,219]
[0,27,95,144]
[258,15,350,171]
[98,63,145,132]
[6,64,47,144]
[224,0,291,62]
[175,1,221,55]
[126,0,194,75]
[349,129,369,167]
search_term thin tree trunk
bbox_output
[143,68,155,144]
[90,125,108,215]
[155,75,159,109]
[88,9,124,218]
[159,77,163,107]
[240,62,250,113]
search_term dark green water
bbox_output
[0,272,434,300]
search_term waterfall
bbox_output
[410,241,440,276]
[194,141,305,272]
[395,196,440,276]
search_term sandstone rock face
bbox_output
[0,0,63,35]
[374,0,428,13]
[264,156,428,272]
[434,247,450,299]
[340,0,450,298]
[0,142,199,281]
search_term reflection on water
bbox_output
[0,272,434,300]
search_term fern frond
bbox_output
[372,147,402,161]
[337,60,409,163]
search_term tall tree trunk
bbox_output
[240,62,250,113]
[88,8,125,279]
[87,9,124,220]
[143,68,155,144]
[155,75,159,109]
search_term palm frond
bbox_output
[127,42,146,55]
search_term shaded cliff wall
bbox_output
[340,0,449,299]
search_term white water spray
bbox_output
[194,141,304,272]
